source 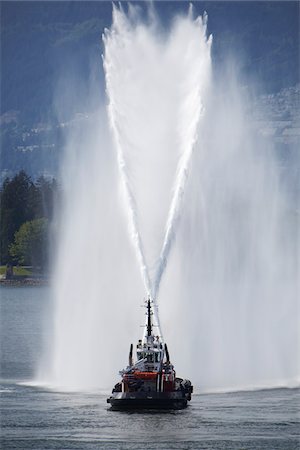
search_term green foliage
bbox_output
[0,265,32,276]
[0,170,58,266]
[9,218,49,268]
[0,170,35,262]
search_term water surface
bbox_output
[1,287,299,449]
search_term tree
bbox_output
[0,170,59,264]
[9,218,49,269]
[0,171,35,262]
[35,175,58,219]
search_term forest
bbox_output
[0,170,59,270]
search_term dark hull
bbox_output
[107,392,188,410]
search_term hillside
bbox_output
[0,1,299,182]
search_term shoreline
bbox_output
[0,278,49,287]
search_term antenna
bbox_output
[146,297,153,337]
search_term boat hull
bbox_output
[107,391,188,410]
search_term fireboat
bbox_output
[107,298,193,410]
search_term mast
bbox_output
[142,297,164,343]
[146,298,152,337]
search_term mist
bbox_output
[38,5,299,392]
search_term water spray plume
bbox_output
[39,4,298,391]
[103,5,212,313]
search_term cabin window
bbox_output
[137,352,158,363]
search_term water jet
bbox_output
[41,4,298,393]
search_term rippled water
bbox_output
[1,287,299,449]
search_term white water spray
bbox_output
[103,5,212,329]
[40,5,299,391]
